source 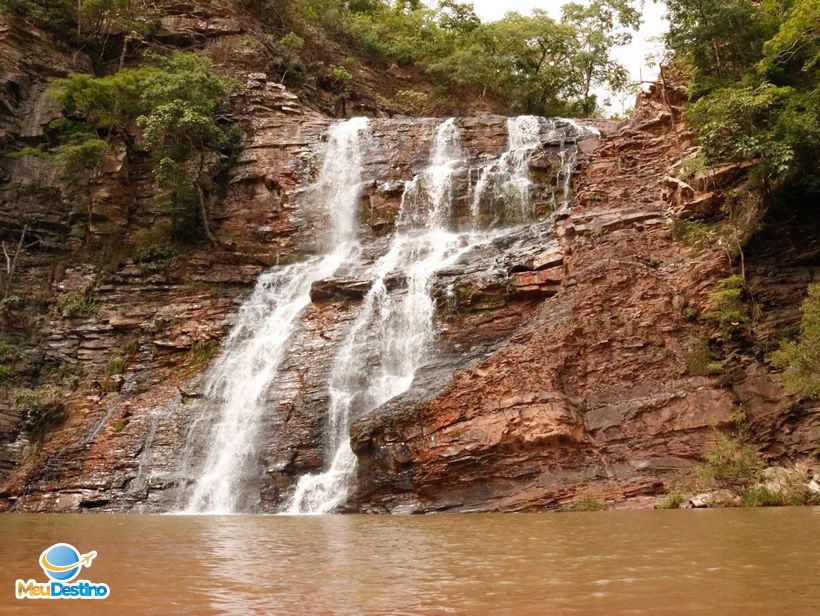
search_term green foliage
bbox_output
[685,339,726,376]
[741,486,784,506]
[772,283,820,398]
[34,53,223,178]
[741,485,820,507]
[25,52,234,243]
[695,430,764,495]
[684,306,700,321]
[52,287,99,319]
[395,89,427,108]
[657,492,684,509]
[705,275,752,341]
[730,404,751,433]
[136,52,233,154]
[561,0,640,113]
[106,354,127,376]
[670,219,717,246]
[327,64,353,83]
[573,496,606,511]
[0,1,153,53]
[278,31,305,50]
[666,0,819,197]
[11,0,644,118]
[0,342,22,363]
[759,0,820,76]
[438,0,480,34]
[0,0,73,31]
[136,244,178,274]
[190,340,219,364]
[257,0,641,116]
[0,342,27,381]
[665,0,778,92]
[688,82,806,179]
[15,386,67,443]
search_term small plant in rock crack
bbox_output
[52,286,99,319]
[573,496,606,512]
[190,341,219,365]
[705,275,753,341]
[772,283,820,399]
[15,385,67,444]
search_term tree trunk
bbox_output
[119,34,130,71]
[2,225,28,300]
[194,152,221,248]
[195,183,221,248]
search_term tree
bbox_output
[485,11,578,114]
[136,53,236,246]
[669,0,819,190]
[663,0,779,93]
[562,0,640,114]
[758,0,820,78]
[437,0,480,34]
[26,52,235,245]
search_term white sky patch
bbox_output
[430,1,669,114]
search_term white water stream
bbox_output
[471,115,542,220]
[183,118,369,513]
[183,115,587,514]
[288,119,477,513]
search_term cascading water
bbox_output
[288,119,477,514]
[548,120,593,211]
[471,115,543,220]
[182,118,369,514]
[399,118,462,228]
[178,113,589,515]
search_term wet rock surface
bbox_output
[0,12,816,514]
[347,85,819,513]
[0,46,597,511]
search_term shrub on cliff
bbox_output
[772,283,820,398]
[19,52,236,245]
[666,0,819,200]
[0,0,153,61]
[705,275,753,342]
[14,386,67,443]
[695,431,764,495]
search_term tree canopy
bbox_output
[664,0,819,195]
[260,0,643,116]
[26,52,235,244]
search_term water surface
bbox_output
[2,508,818,614]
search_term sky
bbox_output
[438,1,670,113]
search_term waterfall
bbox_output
[182,118,369,514]
[471,115,543,221]
[549,120,591,211]
[288,119,476,514]
[399,118,462,228]
[177,114,589,515]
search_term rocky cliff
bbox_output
[0,5,817,513]
[350,90,820,512]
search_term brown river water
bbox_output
[1,508,818,614]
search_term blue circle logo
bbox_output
[39,543,89,582]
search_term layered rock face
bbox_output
[1,61,602,510]
[1,8,816,514]
[348,88,820,513]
